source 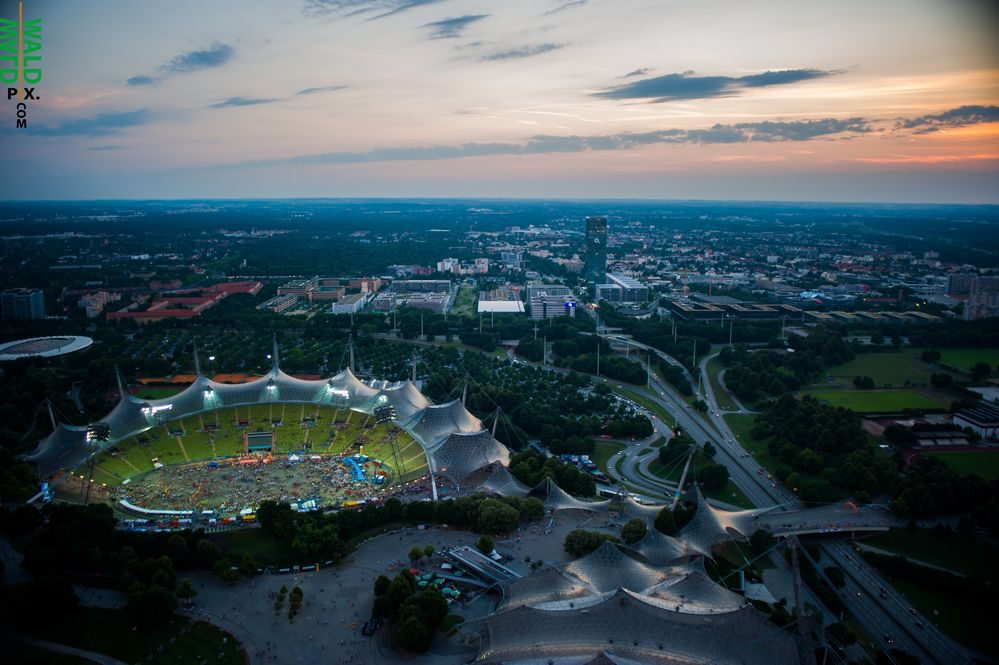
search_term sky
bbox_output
[2,0,998,202]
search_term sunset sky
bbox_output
[2,0,998,202]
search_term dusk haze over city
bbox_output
[1,2,999,665]
[2,0,998,201]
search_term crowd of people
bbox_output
[112,453,394,517]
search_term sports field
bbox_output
[926,450,999,481]
[78,404,428,488]
[937,347,999,372]
[803,389,947,412]
[825,352,933,387]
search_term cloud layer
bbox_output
[28,110,150,137]
[482,43,564,61]
[221,116,872,169]
[596,69,837,101]
[162,43,235,73]
[422,14,488,39]
[897,105,999,133]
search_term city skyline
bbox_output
[2,0,998,202]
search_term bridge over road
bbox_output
[754,504,897,537]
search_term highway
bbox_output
[599,333,970,663]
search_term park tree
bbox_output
[239,553,260,577]
[395,614,431,652]
[423,544,434,559]
[288,586,304,619]
[476,498,519,534]
[621,518,647,545]
[930,372,953,388]
[408,546,424,563]
[852,375,875,389]
[127,584,177,625]
[177,578,197,605]
[654,506,677,535]
[476,535,494,555]
[374,575,391,597]
[825,621,856,649]
[824,566,845,589]
[971,362,991,381]
[563,529,619,558]
[698,463,730,491]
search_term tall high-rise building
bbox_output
[1,288,45,320]
[584,216,607,281]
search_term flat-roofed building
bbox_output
[529,294,577,320]
[401,291,449,313]
[310,286,345,301]
[526,281,572,302]
[277,278,317,297]
[332,293,368,314]
[2,287,45,320]
[371,292,396,312]
[257,294,298,313]
[393,279,452,293]
[954,404,999,439]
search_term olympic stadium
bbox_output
[26,341,801,664]
[27,341,511,514]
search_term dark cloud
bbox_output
[482,43,564,61]
[595,69,836,102]
[126,75,158,87]
[422,14,488,39]
[896,105,999,133]
[162,43,235,73]
[306,0,445,20]
[28,110,150,137]
[128,42,234,88]
[623,68,651,78]
[296,84,347,95]
[545,0,587,14]
[221,116,870,168]
[209,97,280,109]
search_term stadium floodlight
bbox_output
[86,422,111,444]
[374,405,396,423]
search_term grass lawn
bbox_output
[926,450,999,481]
[724,413,764,456]
[592,440,626,477]
[211,526,299,567]
[723,412,841,505]
[646,456,753,508]
[875,573,994,656]
[613,386,675,427]
[450,284,478,318]
[824,352,933,388]
[802,388,947,412]
[19,608,245,665]
[707,356,739,411]
[936,347,999,373]
[859,527,999,580]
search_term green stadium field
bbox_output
[937,348,999,373]
[927,450,999,481]
[825,352,933,387]
[803,388,947,412]
[78,404,427,487]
